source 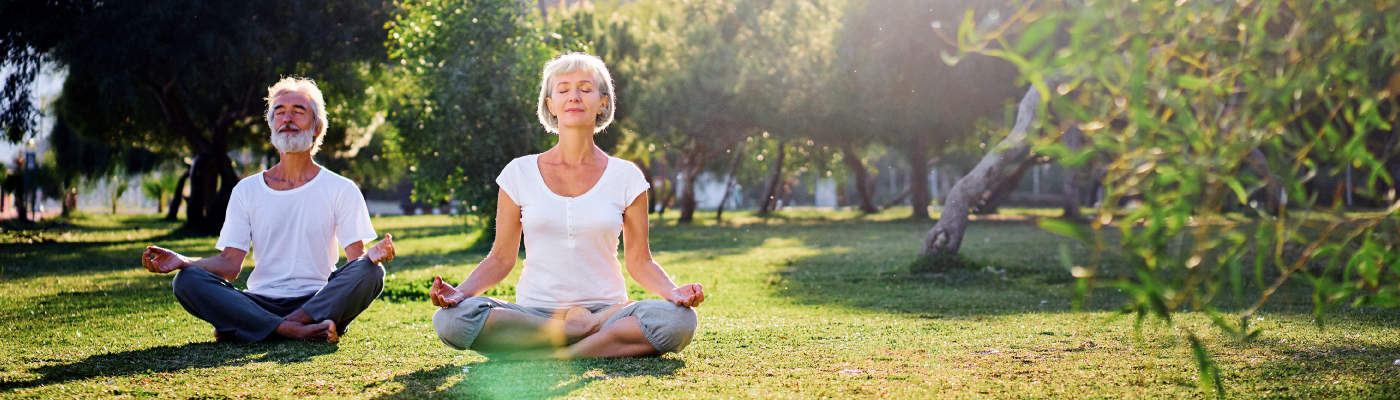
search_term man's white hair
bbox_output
[265,76,329,155]
[536,52,616,134]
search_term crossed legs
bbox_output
[174,238,393,343]
[434,299,695,359]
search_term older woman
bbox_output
[429,53,704,358]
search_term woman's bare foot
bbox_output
[562,306,600,342]
[589,301,633,328]
[367,234,395,263]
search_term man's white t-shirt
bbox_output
[215,168,377,299]
[496,154,651,310]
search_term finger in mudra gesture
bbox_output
[142,246,189,273]
[669,283,705,308]
[366,233,395,264]
[429,276,465,308]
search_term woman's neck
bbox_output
[553,127,599,165]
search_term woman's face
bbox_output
[546,69,607,132]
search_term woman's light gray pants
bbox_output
[433,297,698,353]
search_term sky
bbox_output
[1,65,66,165]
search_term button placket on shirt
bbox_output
[566,198,576,248]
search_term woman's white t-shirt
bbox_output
[496,154,651,310]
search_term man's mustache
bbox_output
[278,124,301,133]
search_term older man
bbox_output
[141,77,394,343]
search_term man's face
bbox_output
[270,91,316,153]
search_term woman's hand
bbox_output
[429,276,467,308]
[667,283,705,308]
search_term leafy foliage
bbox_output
[954,0,1400,393]
[2,0,394,232]
[386,0,553,238]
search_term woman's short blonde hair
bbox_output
[536,52,616,134]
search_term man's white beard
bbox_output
[272,125,315,153]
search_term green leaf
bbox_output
[1224,177,1248,205]
[1038,218,1091,244]
[1188,334,1226,399]
[1015,18,1057,54]
[1177,74,1211,90]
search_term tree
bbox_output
[141,172,180,214]
[836,0,1020,220]
[621,0,765,224]
[948,0,1400,394]
[386,0,553,243]
[2,1,393,233]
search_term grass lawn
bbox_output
[1,208,1398,398]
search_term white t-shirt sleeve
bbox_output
[335,183,377,251]
[215,182,252,252]
[495,158,524,205]
[620,160,651,206]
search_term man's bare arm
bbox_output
[143,246,246,281]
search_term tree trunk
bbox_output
[166,170,188,221]
[905,140,932,220]
[676,142,709,224]
[1246,148,1284,214]
[1060,126,1087,220]
[715,143,744,223]
[882,188,911,209]
[15,174,28,223]
[676,165,701,224]
[758,140,788,218]
[185,152,238,234]
[972,160,1034,215]
[922,86,1040,256]
[841,142,878,213]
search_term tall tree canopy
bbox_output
[386,0,553,241]
[837,0,1020,220]
[1,0,392,232]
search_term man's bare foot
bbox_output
[366,234,395,263]
[323,320,339,343]
[214,329,237,343]
[275,319,339,343]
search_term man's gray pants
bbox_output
[171,257,385,342]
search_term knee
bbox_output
[346,257,386,282]
[432,296,495,350]
[634,299,698,353]
[171,267,215,298]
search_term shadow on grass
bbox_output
[0,341,337,392]
[0,229,214,280]
[370,357,685,399]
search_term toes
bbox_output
[325,321,339,344]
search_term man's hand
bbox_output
[367,233,395,264]
[429,276,467,308]
[667,283,705,308]
[142,246,189,274]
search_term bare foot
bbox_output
[562,306,600,342]
[214,329,237,343]
[588,301,633,328]
[323,320,339,344]
[367,234,395,263]
[275,319,339,343]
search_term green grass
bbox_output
[1,209,1398,398]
